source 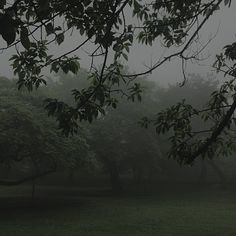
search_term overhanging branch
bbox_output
[188,98,236,163]
[122,0,223,79]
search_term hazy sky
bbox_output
[0,2,236,87]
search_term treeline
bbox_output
[0,71,234,192]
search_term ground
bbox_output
[0,185,236,236]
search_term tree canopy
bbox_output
[0,0,236,164]
[0,77,91,185]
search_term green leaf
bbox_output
[0,0,6,8]
[224,0,231,6]
[45,23,54,35]
[20,27,31,50]
[19,71,25,80]
[112,102,117,109]
[2,28,16,46]
[56,33,64,45]
[39,0,50,11]
[0,15,16,46]
[122,53,128,61]
[68,61,79,74]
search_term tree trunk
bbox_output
[132,165,144,184]
[199,159,207,184]
[0,169,56,186]
[31,179,36,199]
[148,165,154,181]
[107,161,122,193]
[67,170,75,185]
[207,159,226,189]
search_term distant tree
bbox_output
[143,70,236,164]
[146,74,228,185]
[158,74,219,108]
[88,77,166,191]
[0,77,90,186]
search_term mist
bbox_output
[1,1,236,235]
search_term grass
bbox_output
[0,185,236,235]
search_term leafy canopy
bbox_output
[0,77,90,185]
[0,0,236,164]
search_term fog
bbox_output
[1,1,236,235]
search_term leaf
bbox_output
[112,102,117,109]
[87,28,94,38]
[0,14,16,45]
[45,23,54,35]
[39,0,50,11]
[20,27,31,50]
[56,33,64,45]
[1,28,16,46]
[83,0,91,6]
[68,61,79,74]
[19,71,25,80]
[0,0,6,8]
[133,0,142,13]
[50,61,59,73]
[224,0,231,6]
[122,53,128,61]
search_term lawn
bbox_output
[0,185,236,236]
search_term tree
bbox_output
[0,77,90,186]
[153,74,227,185]
[49,71,165,191]
[88,94,163,191]
[0,0,235,163]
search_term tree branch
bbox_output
[188,98,236,163]
[0,169,56,186]
[122,0,223,78]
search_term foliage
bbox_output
[89,95,161,183]
[141,74,236,164]
[43,71,165,187]
[0,77,90,185]
[0,0,236,162]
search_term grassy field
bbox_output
[0,185,236,236]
